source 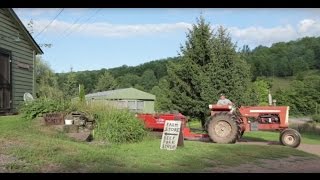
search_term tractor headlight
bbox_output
[209,105,213,109]
[228,105,232,109]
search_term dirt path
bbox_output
[203,140,320,173]
[238,139,320,157]
[298,144,320,157]
[204,156,320,173]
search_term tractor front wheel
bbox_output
[279,128,301,148]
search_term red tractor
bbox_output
[206,104,301,148]
[137,103,301,148]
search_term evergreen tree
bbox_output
[207,26,251,105]
[167,17,251,126]
[167,16,215,126]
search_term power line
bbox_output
[57,13,84,38]
[52,8,101,44]
[52,9,98,43]
[34,8,64,38]
[74,8,102,34]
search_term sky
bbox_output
[13,8,320,73]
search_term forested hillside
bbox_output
[36,17,320,118]
[56,56,180,94]
[244,36,320,79]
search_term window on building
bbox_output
[125,100,144,112]
[137,101,144,110]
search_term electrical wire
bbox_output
[34,8,64,38]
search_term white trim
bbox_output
[249,110,281,113]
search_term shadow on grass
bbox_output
[238,137,282,146]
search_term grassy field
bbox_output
[0,116,319,173]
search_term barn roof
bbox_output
[86,87,155,100]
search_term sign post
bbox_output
[160,120,183,150]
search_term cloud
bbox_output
[21,17,320,47]
[83,22,192,37]
[21,19,193,38]
[229,25,297,47]
[228,18,320,48]
[14,8,91,17]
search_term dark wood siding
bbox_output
[0,8,34,111]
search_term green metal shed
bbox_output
[0,8,43,114]
[85,88,156,113]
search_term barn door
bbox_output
[0,51,11,112]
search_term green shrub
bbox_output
[19,98,70,120]
[69,101,147,144]
[290,121,320,134]
[312,114,320,122]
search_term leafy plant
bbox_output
[69,101,146,144]
[19,98,70,120]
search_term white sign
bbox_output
[155,118,165,124]
[160,120,182,150]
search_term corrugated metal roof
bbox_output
[85,87,155,100]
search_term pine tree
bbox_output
[167,17,251,127]
[207,26,251,105]
[167,16,215,126]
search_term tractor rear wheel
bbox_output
[207,112,240,144]
[279,128,301,148]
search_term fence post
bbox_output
[177,119,184,147]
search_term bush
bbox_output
[312,114,320,122]
[290,121,320,134]
[19,98,70,120]
[69,101,147,144]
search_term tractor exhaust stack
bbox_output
[268,90,272,106]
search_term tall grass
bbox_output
[68,101,146,144]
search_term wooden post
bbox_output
[177,120,184,147]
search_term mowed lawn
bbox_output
[0,116,319,173]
